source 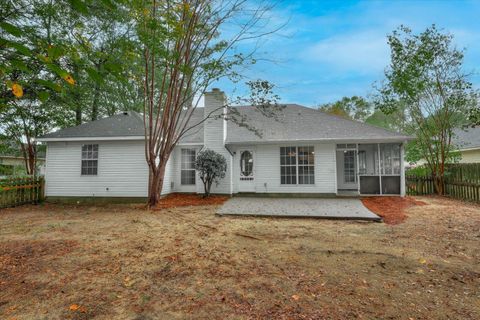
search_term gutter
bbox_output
[225,136,415,146]
[37,136,145,142]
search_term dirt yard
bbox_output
[0,196,479,320]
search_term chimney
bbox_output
[202,88,232,194]
[203,88,227,145]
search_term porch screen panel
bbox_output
[380,144,401,175]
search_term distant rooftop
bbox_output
[452,127,480,150]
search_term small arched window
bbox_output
[240,151,253,177]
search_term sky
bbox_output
[215,0,480,107]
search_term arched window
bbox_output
[240,151,253,177]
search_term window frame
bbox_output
[81,144,99,176]
[280,146,315,185]
[181,148,196,185]
[240,150,254,181]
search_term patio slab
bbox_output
[217,197,381,221]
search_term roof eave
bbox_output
[37,136,145,142]
[225,136,414,146]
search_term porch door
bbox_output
[238,150,255,192]
[336,150,358,190]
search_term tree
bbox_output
[195,149,227,197]
[1,0,140,174]
[1,0,82,175]
[365,100,409,132]
[134,0,284,207]
[318,96,372,121]
[375,25,479,194]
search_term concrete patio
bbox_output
[217,197,381,221]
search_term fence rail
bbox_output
[0,176,44,209]
[406,172,480,202]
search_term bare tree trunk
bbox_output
[91,83,100,121]
[202,177,209,198]
[75,105,82,126]
[147,158,167,208]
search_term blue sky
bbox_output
[217,0,480,107]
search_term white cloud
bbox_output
[302,30,390,74]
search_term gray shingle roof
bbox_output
[39,105,412,143]
[225,104,412,143]
[40,111,145,139]
[452,127,480,150]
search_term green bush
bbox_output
[0,164,14,176]
[406,165,432,177]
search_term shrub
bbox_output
[194,149,227,197]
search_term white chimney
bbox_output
[203,88,232,194]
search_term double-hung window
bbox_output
[181,148,196,185]
[81,144,98,175]
[280,146,314,185]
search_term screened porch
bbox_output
[336,143,404,195]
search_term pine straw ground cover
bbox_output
[153,193,229,210]
[0,197,479,319]
[361,196,427,225]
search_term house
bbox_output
[452,127,480,163]
[0,155,46,177]
[38,89,412,199]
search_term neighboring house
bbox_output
[452,127,480,163]
[38,89,412,199]
[0,155,46,176]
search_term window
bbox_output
[336,144,356,149]
[280,146,314,185]
[298,146,315,184]
[280,147,297,184]
[343,150,356,183]
[240,150,254,181]
[81,144,98,175]
[181,149,196,185]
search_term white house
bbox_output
[38,89,413,199]
[452,127,480,163]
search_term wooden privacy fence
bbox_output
[406,176,436,196]
[406,167,480,202]
[0,176,44,209]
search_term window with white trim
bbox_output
[81,144,98,175]
[181,148,196,185]
[280,146,314,185]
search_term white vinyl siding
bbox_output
[232,143,336,194]
[459,149,480,163]
[45,140,172,197]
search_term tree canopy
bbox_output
[374,25,479,194]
